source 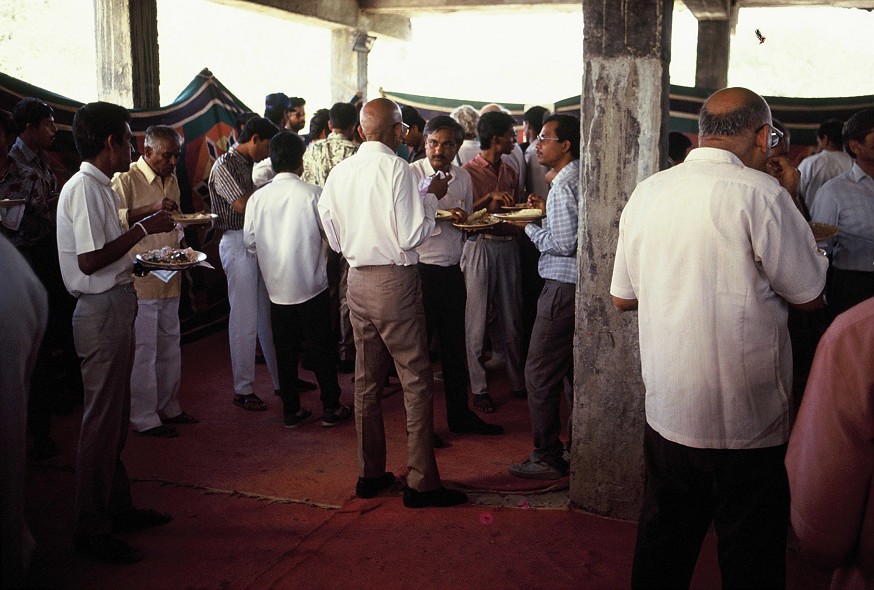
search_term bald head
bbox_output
[479,103,508,116]
[698,87,774,168]
[359,98,403,148]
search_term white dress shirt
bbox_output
[611,147,827,450]
[252,158,276,190]
[318,141,437,268]
[456,139,479,166]
[243,172,327,305]
[410,159,472,266]
[799,149,854,210]
[56,162,133,297]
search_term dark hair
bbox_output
[12,97,53,131]
[843,109,874,159]
[477,111,515,150]
[817,119,844,144]
[401,105,425,131]
[72,101,130,160]
[542,114,580,160]
[329,102,358,129]
[288,96,306,109]
[269,131,306,173]
[235,111,257,137]
[668,131,692,162]
[699,97,769,138]
[264,93,290,127]
[523,106,550,134]
[0,110,16,138]
[423,115,464,147]
[308,108,330,139]
[237,116,279,144]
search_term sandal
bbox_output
[473,393,496,414]
[233,394,268,412]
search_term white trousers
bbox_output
[219,230,279,396]
[130,296,183,431]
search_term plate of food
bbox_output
[0,198,25,208]
[500,204,534,211]
[436,209,454,221]
[809,222,838,242]
[452,208,499,230]
[494,208,546,221]
[136,247,207,270]
[171,212,217,225]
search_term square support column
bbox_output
[572,0,674,521]
[94,0,160,109]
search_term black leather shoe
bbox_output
[449,415,504,436]
[403,487,467,508]
[355,472,395,498]
[433,433,447,448]
[74,534,142,564]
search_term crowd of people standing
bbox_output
[2,85,874,590]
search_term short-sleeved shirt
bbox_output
[611,147,828,450]
[208,147,252,231]
[302,133,359,187]
[56,162,133,297]
[112,158,182,299]
[798,149,853,211]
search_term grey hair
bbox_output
[144,125,182,148]
[450,104,479,139]
[699,100,770,138]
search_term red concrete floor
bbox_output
[22,329,832,589]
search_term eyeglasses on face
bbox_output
[537,134,562,143]
[756,123,784,149]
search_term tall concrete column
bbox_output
[572,0,673,521]
[695,19,730,91]
[331,29,368,105]
[94,0,160,109]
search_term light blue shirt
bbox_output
[525,158,580,284]
[811,163,874,272]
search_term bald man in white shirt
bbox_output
[318,98,466,509]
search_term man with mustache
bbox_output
[410,115,504,441]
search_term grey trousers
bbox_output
[72,284,138,537]
[460,235,525,396]
[526,280,576,466]
[346,265,440,492]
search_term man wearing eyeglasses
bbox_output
[505,114,580,481]
[611,87,828,588]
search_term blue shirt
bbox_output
[811,163,874,272]
[525,159,580,284]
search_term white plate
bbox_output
[452,218,500,230]
[171,212,217,225]
[493,211,546,221]
[436,209,454,221]
[136,250,207,270]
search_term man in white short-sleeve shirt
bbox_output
[610,87,827,588]
[57,102,177,565]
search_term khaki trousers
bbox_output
[346,265,440,492]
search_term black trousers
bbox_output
[270,290,340,416]
[417,262,472,429]
[632,424,789,590]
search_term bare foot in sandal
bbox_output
[473,393,496,414]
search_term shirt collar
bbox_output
[684,147,745,167]
[133,157,161,185]
[552,158,580,186]
[80,161,111,185]
[272,171,301,182]
[13,137,39,164]
[357,141,398,157]
[850,162,873,184]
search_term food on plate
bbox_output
[172,212,215,222]
[464,208,494,225]
[139,246,196,265]
[497,208,544,219]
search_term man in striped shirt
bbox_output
[208,116,280,412]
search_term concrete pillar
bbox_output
[572,0,673,521]
[94,0,160,109]
[331,29,369,105]
[695,19,730,91]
